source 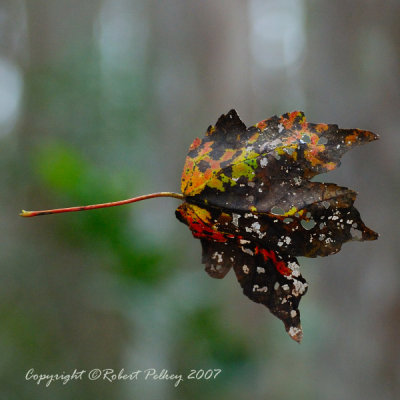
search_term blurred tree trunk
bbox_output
[303,1,400,399]
[145,0,253,188]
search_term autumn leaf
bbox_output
[175,110,378,342]
[21,109,378,342]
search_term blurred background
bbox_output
[1,0,399,398]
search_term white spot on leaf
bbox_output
[260,157,268,168]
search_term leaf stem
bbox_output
[20,192,185,218]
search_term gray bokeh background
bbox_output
[1,0,399,399]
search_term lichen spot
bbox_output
[260,157,268,168]
[232,213,241,227]
[253,285,268,293]
[212,252,223,263]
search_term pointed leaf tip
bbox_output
[215,109,246,134]
[287,325,303,343]
[360,129,379,143]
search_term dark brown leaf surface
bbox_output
[176,110,378,342]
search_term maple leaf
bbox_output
[175,109,378,342]
[20,109,378,342]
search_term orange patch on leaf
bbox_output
[189,137,201,151]
[315,123,329,133]
[221,149,237,162]
[325,162,336,171]
[310,133,320,145]
[257,120,267,131]
[248,132,259,144]
[345,132,359,145]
